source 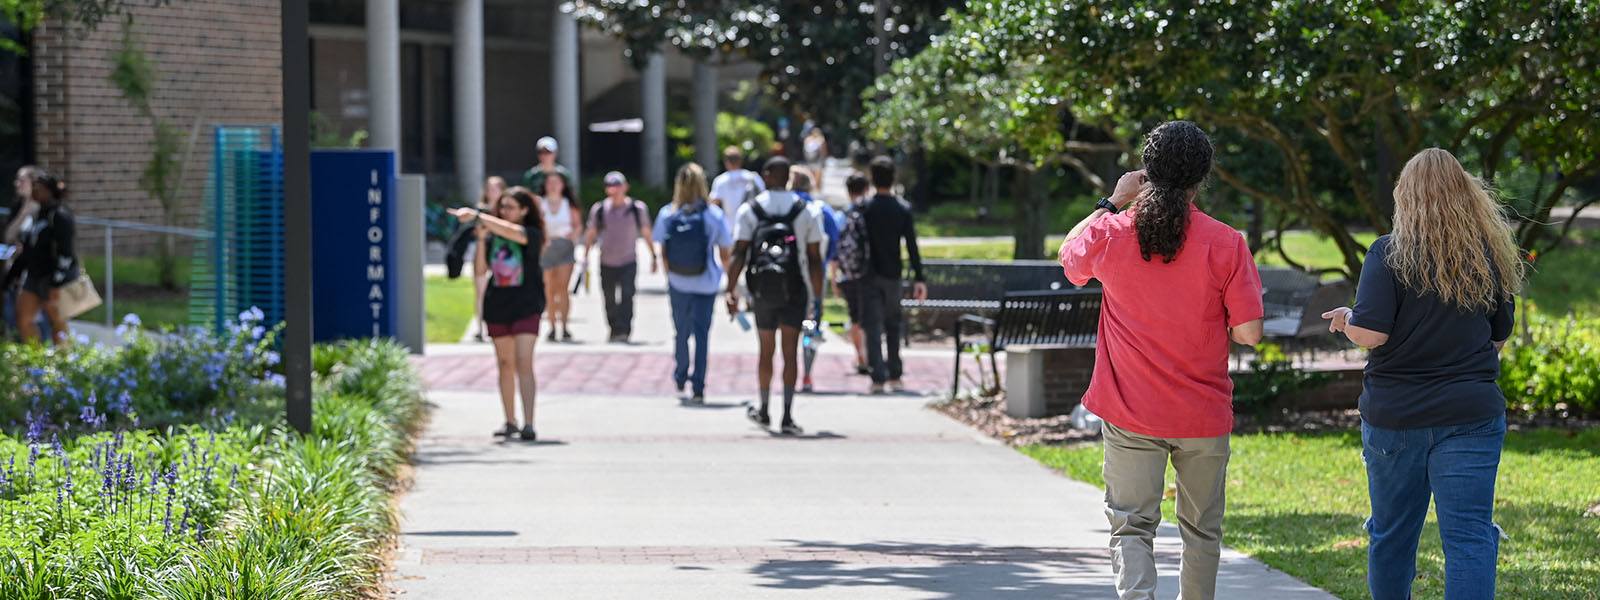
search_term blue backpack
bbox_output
[663,202,711,276]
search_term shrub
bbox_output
[1500,310,1600,415]
[1231,343,1338,420]
[0,336,423,599]
[0,311,283,434]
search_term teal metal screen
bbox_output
[188,126,285,330]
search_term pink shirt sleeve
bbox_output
[1221,235,1265,328]
[1060,218,1108,286]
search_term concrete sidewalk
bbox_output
[388,389,1335,599]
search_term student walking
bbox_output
[538,170,583,342]
[473,176,508,341]
[522,136,571,197]
[1322,148,1521,600]
[788,170,838,393]
[451,187,547,441]
[1058,121,1264,600]
[653,163,733,404]
[709,146,765,236]
[855,156,928,394]
[831,173,872,374]
[3,168,75,346]
[583,171,657,343]
[725,157,825,435]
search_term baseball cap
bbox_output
[536,136,558,153]
[603,171,627,186]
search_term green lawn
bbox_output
[1020,430,1600,600]
[1524,232,1600,316]
[425,275,477,343]
[76,255,192,329]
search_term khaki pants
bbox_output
[1102,421,1230,600]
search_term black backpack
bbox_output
[835,203,872,282]
[745,199,808,302]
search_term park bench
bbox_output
[1262,279,1355,359]
[951,288,1102,402]
[901,259,1080,336]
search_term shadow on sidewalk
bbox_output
[749,540,1112,599]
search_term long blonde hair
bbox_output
[672,162,709,208]
[1386,148,1524,313]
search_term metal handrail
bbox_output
[2,207,214,327]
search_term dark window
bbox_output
[401,42,424,173]
[310,0,364,26]
[429,44,454,174]
[0,17,33,183]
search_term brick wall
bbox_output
[31,1,282,254]
[1038,347,1096,415]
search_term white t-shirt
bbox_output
[734,190,826,298]
[710,169,766,233]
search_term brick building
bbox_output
[2,0,750,255]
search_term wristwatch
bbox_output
[1095,197,1120,214]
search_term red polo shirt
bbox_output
[1059,205,1263,438]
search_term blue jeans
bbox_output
[1364,413,1505,600]
[669,288,716,396]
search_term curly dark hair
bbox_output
[1135,121,1213,263]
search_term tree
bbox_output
[1,0,169,53]
[108,17,198,289]
[562,1,962,145]
[903,0,1599,279]
[862,4,1129,258]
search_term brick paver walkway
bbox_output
[416,351,990,397]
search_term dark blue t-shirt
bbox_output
[1350,235,1514,429]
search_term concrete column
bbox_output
[453,0,485,203]
[640,51,667,187]
[552,7,582,186]
[365,0,401,158]
[693,60,718,172]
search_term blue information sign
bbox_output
[311,150,398,341]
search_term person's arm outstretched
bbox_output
[450,207,528,246]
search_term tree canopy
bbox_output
[1,0,168,53]
[562,0,963,140]
[866,0,1599,279]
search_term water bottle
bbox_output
[735,310,752,331]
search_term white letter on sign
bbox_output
[368,227,383,244]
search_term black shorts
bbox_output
[751,296,807,331]
[837,279,863,323]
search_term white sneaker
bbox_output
[887,380,906,393]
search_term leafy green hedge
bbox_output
[0,338,423,599]
[1501,310,1600,415]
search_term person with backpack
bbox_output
[788,169,837,393]
[583,171,657,343]
[831,172,872,375]
[709,145,765,236]
[725,156,825,435]
[856,156,928,394]
[652,163,733,404]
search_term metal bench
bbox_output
[902,259,1080,335]
[1259,266,1321,323]
[1263,280,1355,359]
[951,289,1102,398]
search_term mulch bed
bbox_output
[936,393,1597,447]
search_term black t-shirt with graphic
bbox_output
[481,227,547,324]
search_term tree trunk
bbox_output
[911,145,930,212]
[986,162,1000,216]
[970,160,986,220]
[1012,166,1049,259]
[1248,194,1265,252]
[1375,119,1398,219]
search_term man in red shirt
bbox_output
[1058,121,1264,600]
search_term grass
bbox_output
[1255,231,1381,274]
[76,255,193,329]
[425,275,477,343]
[1020,429,1600,600]
[1525,232,1600,316]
